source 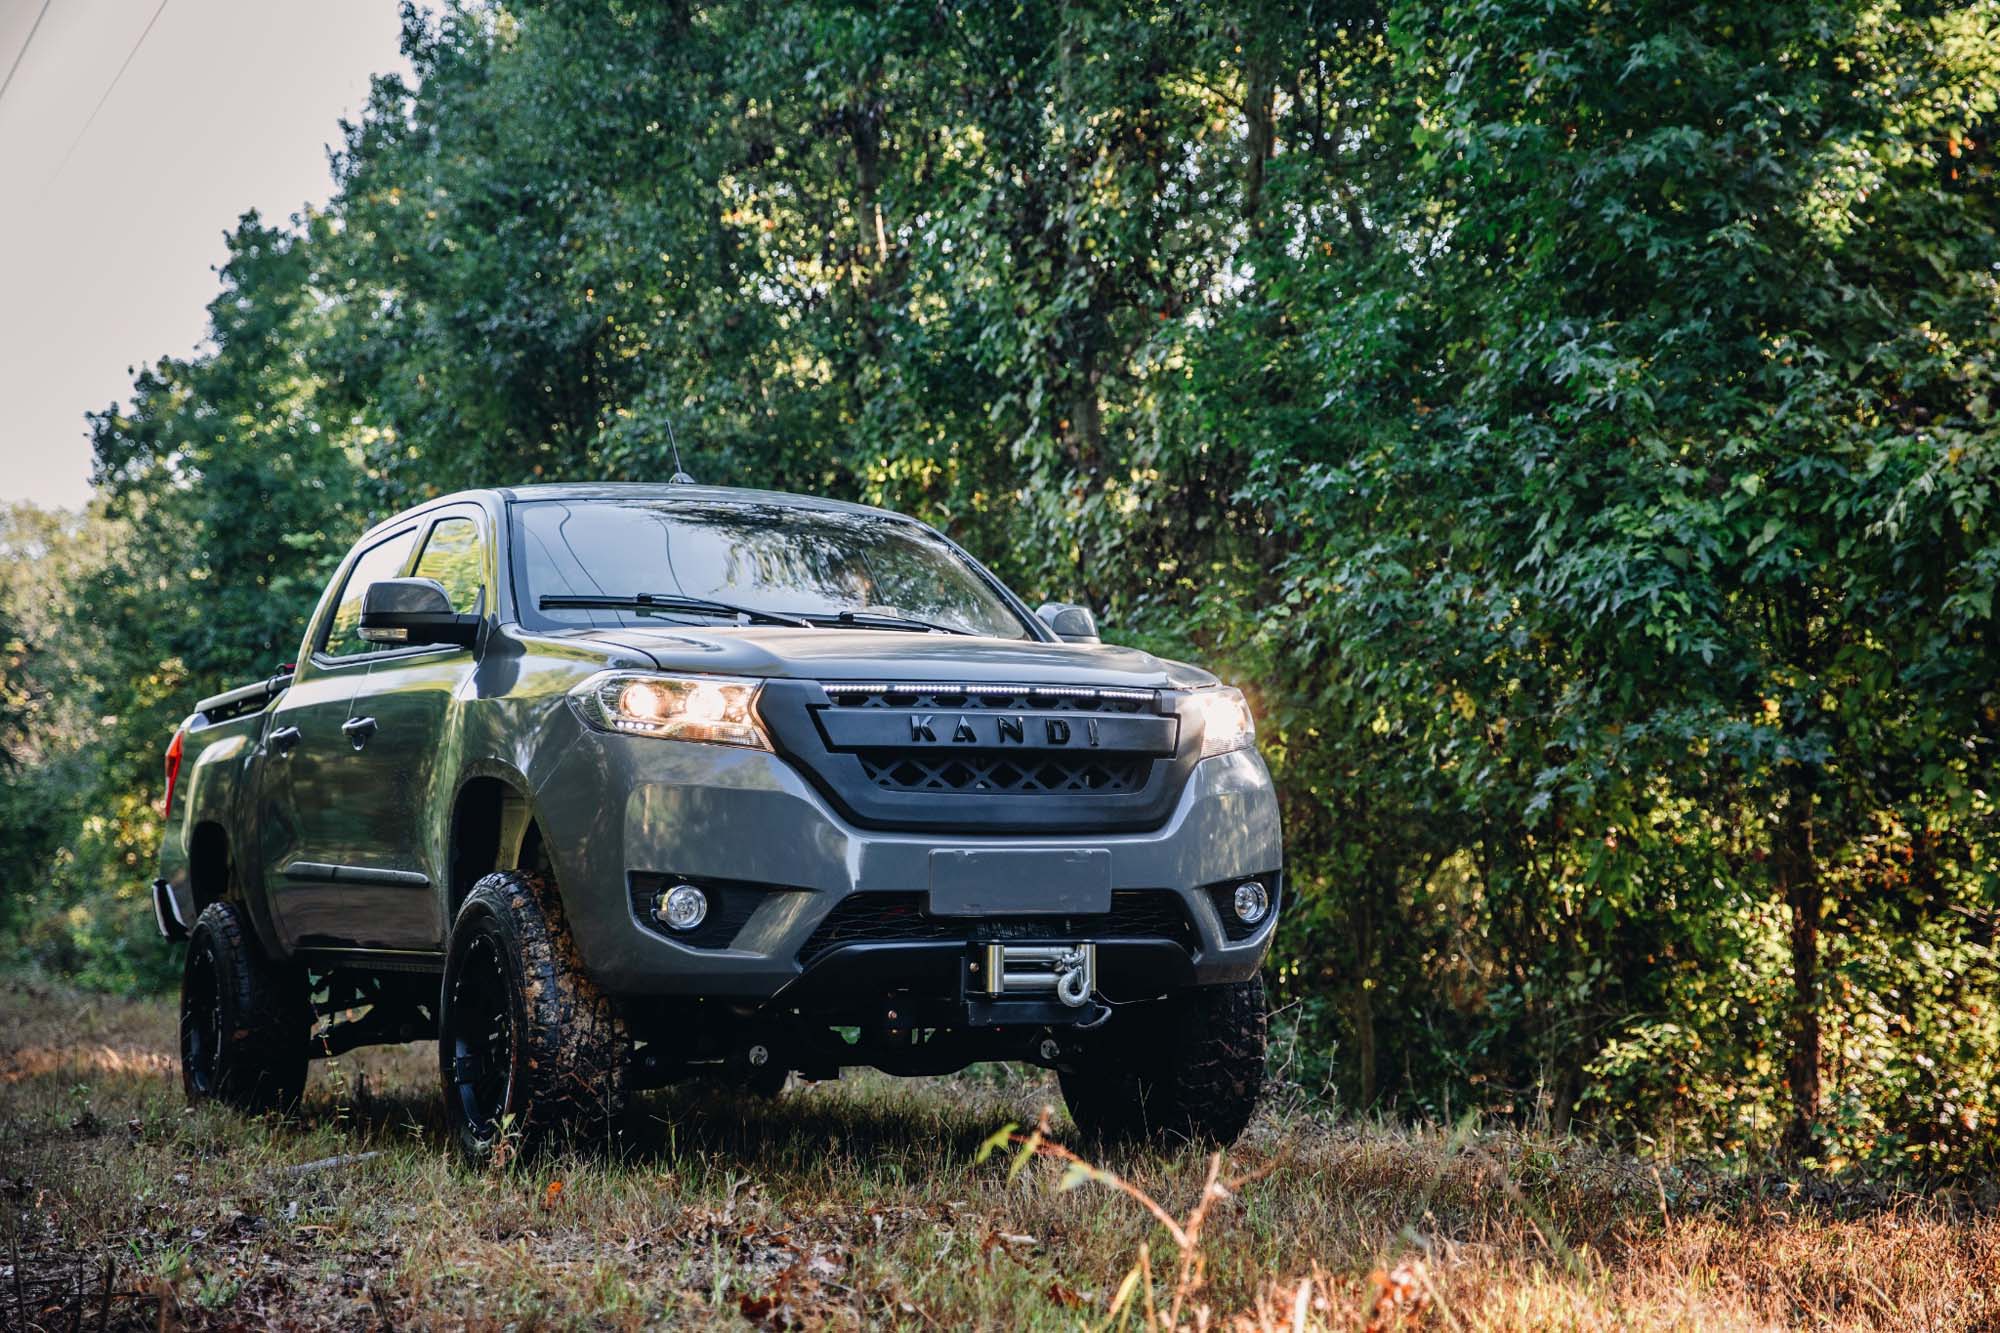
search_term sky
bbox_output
[0,0,411,510]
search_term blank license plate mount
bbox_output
[927,848,1112,916]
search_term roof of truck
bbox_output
[363,482,913,539]
[493,482,897,517]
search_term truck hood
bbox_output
[550,626,1219,690]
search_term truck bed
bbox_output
[153,672,292,939]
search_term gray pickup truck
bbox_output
[154,483,1282,1161]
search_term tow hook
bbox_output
[1054,949,1091,1008]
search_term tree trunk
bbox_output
[1549,1059,1580,1136]
[845,91,885,360]
[1778,785,1822,1158]
[1243,62,1275,224]
[1352,894,1376,1107]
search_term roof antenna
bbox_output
[665,416,696,485]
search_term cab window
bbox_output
[413,515,487,614]
[320,528,420,658]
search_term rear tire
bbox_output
[1061,976,1267,1147]
[180,902,309,1113]
[438,870,629,1166]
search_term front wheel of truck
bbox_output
[180,902,310,1113]
[438,871,630,1166]
[1059,976,1268,1148]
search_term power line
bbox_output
[46,0,170,189]
[0,0,54,113]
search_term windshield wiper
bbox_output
[802,610,973,636]
[539,593,814,628]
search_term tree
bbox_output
[1258,0,2000,1150]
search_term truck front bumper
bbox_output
[532,735,1283,1002]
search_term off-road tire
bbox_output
[738,1060,791,1100]
[1060,975,1267,1147]
[439,870,630,1166]
[180,901,310,1113]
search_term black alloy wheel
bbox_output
[180,932,224,1097]
[442,931,517,1142]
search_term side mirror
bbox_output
[1036,601,1100,644]
[359,577,480,647]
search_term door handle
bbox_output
[269,726,302,755]
[341,716,379,750]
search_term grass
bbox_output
[2,978,1996,1330]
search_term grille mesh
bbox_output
[855,750,1148,794]
[798,890,1195,965]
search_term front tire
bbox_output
[738,1058,790,1101]
[438,871,629,1166]
[180,902,310,1113]
[1061,976,1267,1147]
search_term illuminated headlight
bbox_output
[1193,686,1256,759]
[570,672,770,749]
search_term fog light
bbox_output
[655,883,708,931]
[1232,880,1269,925]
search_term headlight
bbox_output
[1193,685,1256,759]
[570,672,771,749]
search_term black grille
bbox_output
[757,677,1196,835]
[827,683,1159,795]
[798,890,1195,965]
[855,750,1149,794]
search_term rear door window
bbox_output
[412,515,487,614]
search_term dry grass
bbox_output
[2,977,1995,1330]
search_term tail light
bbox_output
[162,728,186,820]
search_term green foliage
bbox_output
[8,0,2000,1175]
[0,504,177,989]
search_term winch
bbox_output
[979,943,1096,1008]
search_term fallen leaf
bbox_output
[1047,1278,1085,1308]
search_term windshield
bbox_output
[510,498,1034,639]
